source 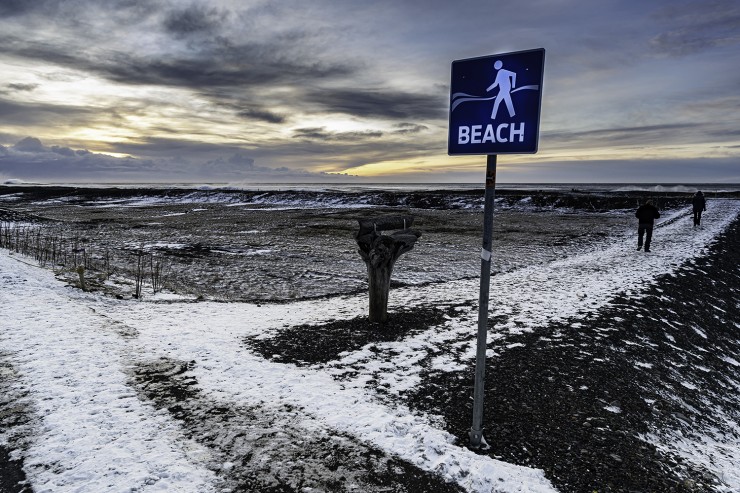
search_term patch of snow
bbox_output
[0,251,557,493]
[505,343,525,349]
[430,355,467,372]
[0,192,23,201]
[0,259,217,492]
[692,326,708,339]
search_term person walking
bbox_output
[635,200,660,252]
[692,191,707,226]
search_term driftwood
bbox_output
[355,215,421,323]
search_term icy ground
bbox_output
[1,200,740,492]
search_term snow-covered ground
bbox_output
[1,200,739,492]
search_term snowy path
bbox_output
[319,201,740,393]
[0,260,218,492]
[1,200,738,492]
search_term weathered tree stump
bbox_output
[355,215,421,323]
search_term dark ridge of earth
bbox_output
[254,218,739,492]
[3,185,736,214]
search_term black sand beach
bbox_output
[1,184,739,492]
[243,217,739,492]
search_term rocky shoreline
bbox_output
[3,184,738,214]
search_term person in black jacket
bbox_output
[635,200,660,252]
[692,191,706,226]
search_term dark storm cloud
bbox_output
[100,49,350,89]
[0,0,356,91]
[0,136,327,182]
[303,88,446,120]
[6,83,39,92]
[543,123,705,147]
[106,137,245,160]
[0,2,443,124]
[0,33,356,100]
[50,145,76,157]
[392,123,428,135]
[650,0,740,56]
[0,35,89,71]
[203,153,254,170]
[292,127,383,141]
[95,52,439,123]
[10,137,77,157]
[0,98,95,126]
[0,137,150,180]
[712,128,740,137]
[236,108,286,124]
[163,4,225,38]
[0,0,44,17]
[102,136,353,179]
[0,0,154,26]
[13,136,46,152]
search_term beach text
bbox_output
[457,123,525,145]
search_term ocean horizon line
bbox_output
[3,179,739,187]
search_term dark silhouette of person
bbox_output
[692,191,706,226]
[635,200,660,252]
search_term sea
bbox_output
[4,180,740,194]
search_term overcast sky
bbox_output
[0,0,738,184]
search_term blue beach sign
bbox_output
[448,48,545,155]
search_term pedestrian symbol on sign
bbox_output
[487,60,516,118]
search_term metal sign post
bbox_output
[470,154,497,448]
[447,48,545,448]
